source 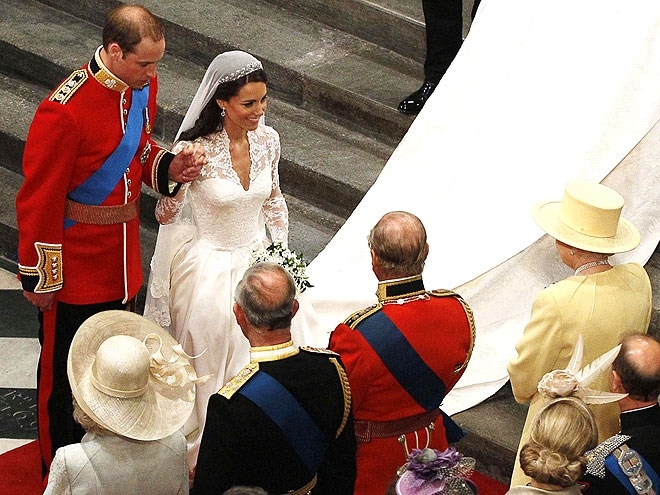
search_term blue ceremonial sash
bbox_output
[605,450,660,494]
[356,310,465,442]
[65,85,149,228]
[239,370,328,475]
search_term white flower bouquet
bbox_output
[249,242,312,293]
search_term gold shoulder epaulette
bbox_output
[300,346,339,357]
[218,362,259,399]
[49,69,88,105]
[343,303,382,328]
[428,288,459,298]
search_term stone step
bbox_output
[35,0,422,144]
[261,0,426,62]
[0,1,393,217]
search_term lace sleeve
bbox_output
[263,138,289,245]
[155,184,189,225]
[155,140,191,225]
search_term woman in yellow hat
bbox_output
[507,179,652,487]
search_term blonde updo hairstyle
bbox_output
[519,397,598,487]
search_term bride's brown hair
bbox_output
[180,69,268,142]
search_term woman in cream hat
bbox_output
[44,310,202,495]
[507,179,652,487]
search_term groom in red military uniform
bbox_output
[15,4,206,473]
[329,211,475,495]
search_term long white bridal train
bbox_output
[298,0,660,415]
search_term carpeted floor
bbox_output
[471,470,508,494]
[0,440,508,494]
[0,441,42,495]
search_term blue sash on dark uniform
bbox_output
[356,310,465,442]
[65,85,149,228]
[605,449,660,494]
[239,370,328,475]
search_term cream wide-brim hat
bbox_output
[531,179,640,254]
[68,310,195,441]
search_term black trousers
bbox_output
[37,298,131,475]
[423,0,481,82]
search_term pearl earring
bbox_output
[570,250,575,255]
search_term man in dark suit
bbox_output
[329,211,475,495]
[585,333,660,494]
[192,262,356,495]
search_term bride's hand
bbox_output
[169,143,207,183]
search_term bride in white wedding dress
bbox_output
[145,51,309,469]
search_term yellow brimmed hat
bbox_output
[531,179,640,254]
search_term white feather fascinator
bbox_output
[537,335,628,404]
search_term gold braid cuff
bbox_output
[19,242,63,292]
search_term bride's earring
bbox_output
[220,108,226,118]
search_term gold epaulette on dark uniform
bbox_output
[343,303,382,329]
[300,346,340,357]
[49,69,88,105]
[218,362,259,399]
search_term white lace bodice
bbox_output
[155,124,288,248]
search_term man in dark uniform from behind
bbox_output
[584,333,660,494]
[329,211,475,495]
[192,262,357,495]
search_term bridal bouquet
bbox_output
[249,242,312,293]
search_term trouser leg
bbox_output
[37,298,128,475]
[423,0,464,83]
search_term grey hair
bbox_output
[368,211,428,278]
[235,262,296,330]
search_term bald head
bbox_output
[368,211,429,279]
[612,334,660,405]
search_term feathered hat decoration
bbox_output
[537,335,627,404]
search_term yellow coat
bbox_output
[507,263,652,487]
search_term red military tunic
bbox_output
[16,46,175,304]
[328,275,475,495]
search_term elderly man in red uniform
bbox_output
[329,211,475,495]
[15,4,206,473]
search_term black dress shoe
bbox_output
[397,81,438,115]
